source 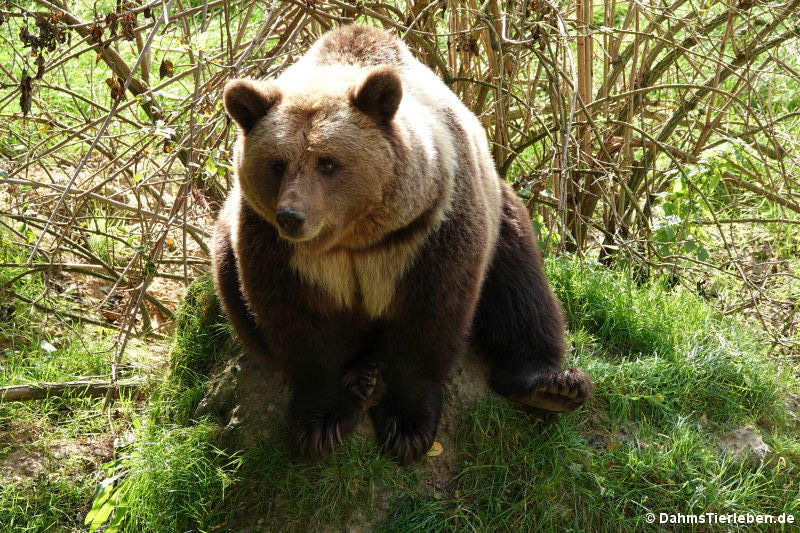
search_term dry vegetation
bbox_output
[1,0,798,371]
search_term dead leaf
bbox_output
[88,22,103,43]
[159,59,174,79]
[35,54,46,79]
[105,12,118,35]
[426,441,443,457]
[101,309,121,323]
[19,71,33,116]
[106,77,124,101]
[121,12,136,41]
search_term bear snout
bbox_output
[276,208,306,237]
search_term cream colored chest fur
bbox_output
[290,236,424,318]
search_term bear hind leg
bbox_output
[472,191,592,412]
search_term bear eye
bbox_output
[318,157,337,175]
[270,160,286,176]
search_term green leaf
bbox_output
[89,501,115,532]
[106,499,129,533]
[86,464,128,529]
[85,482,113,526]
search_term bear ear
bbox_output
[350,66,402,124]
[223,79,281,133]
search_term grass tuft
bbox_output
[152,273,233,425]
[86,422,240,533]
[168,272,231,387]
[547,258,786,427]
[229,433,411,531]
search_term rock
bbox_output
[194,350,290,450]
[719,425,770,459]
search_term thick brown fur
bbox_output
[213,25,592,464]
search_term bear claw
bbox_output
[372,408,437,465]
[292,411,356,459]
[379,422,435,466]
[513,367,593,413]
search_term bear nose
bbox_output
[276,208,305,236]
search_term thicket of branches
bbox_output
[1,0,798,364]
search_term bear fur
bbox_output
[213,25,592,464]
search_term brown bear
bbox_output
[213,25,592,465]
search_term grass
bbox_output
[547,259,787,428]
[83,422,239,533]
[228,433,414,532]
[0,228,153,533]
[149,272,232,426]
[0,476,93,532]
[2,255,798,532]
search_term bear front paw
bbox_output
[379,417,436,466]
[513,367,593,413]
[372,407,438,465]
[291,406,362,459]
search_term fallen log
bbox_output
[0,379,143,402]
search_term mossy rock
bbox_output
[169,273,232,386]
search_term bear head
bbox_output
[223,66,406,253]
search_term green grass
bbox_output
[227,433,414,532]
[548,259,787,428]
[150,272,232,426]
[0,227,118,387]
[0,228,150,533]
[83,422,239,533]
[0,475,93,532]
[167,272,230,388]
[384,407,799,531]
[3,255,799,532]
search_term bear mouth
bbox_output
[277,230,316,244]
[277,224,335,251]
